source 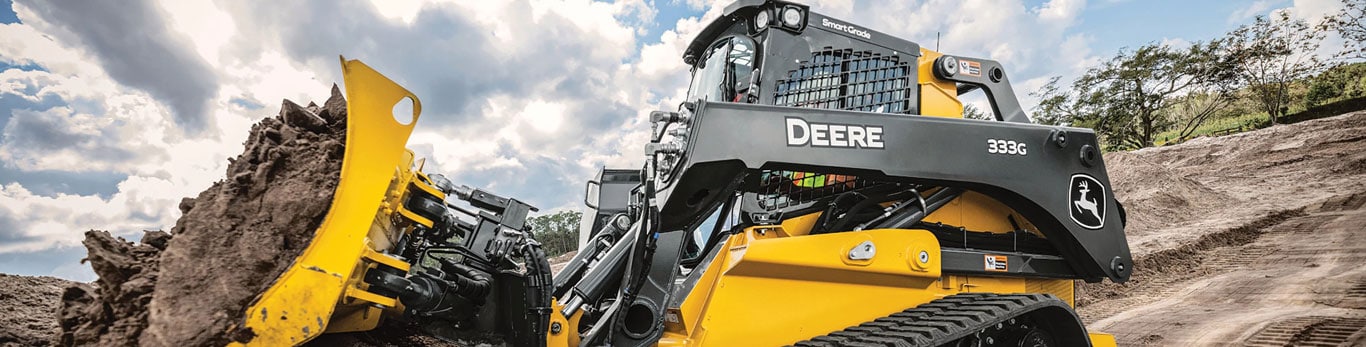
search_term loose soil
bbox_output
[0,274,70,346]
[1078,111,1366,345]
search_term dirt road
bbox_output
[1090,193,1366,345]
[1079,111,1366,345]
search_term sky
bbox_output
[0,0,1350,281]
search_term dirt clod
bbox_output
[54,230,167,346]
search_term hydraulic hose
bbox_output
[871,187,964,230]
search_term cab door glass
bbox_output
[685,36,757,103]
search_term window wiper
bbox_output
[721,61,737,101]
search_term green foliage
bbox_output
[1305,62,1366,107]
[1154,112,1269,145]
[1029,76,1073,126]
[526,210,581,257]
[1306,76,1344,107]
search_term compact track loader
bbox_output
[233,1,1132,346]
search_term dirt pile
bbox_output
[55,230,169,346]
[56,86,349,346]
[1103,154,1229,233]
[0,274,73,346]
[1100,111,1366,255]
[140,87,347,346]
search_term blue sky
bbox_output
[0,0,15,24]
[0,0,1351,281]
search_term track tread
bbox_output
[790,293,1080,347]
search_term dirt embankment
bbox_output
[1078,111,1366,345]
[1101,111,1366,256]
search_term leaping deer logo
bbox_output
[1074,180,1100,220]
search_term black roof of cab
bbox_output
[683,0,922,65]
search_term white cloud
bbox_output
[1288,0,1344,21]
[368,0,427,25]
[1229,0,1283,24]
[157,0,237,64]
[1159,37,1193,50]
[813,0,1096,108]
[0,181,174,253]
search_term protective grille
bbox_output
[757,170,874,210]
[774,48,913,114]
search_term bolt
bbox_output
[985,337,994,345]
[940,56,959,77]
[551,322,562,334]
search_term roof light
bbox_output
[754,10,770,30]
[781,7,803,28]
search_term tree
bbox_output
[962,103,990,120]
[526,210,581,257]
[1321,0,1366,60]
[1222,11,1328,124]
[1070,43,1207,149]
[1029,41,1233,149]
[1029,76,1078,126]
[1165,40,1241,142]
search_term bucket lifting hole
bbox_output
[392,96,415,125]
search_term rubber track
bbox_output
[792,293,1074,347]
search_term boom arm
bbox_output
[651,101,1132,284]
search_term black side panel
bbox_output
[655,101,1131,283]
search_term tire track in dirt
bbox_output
[1244,316,1366,346]
[1083,191,1366,345]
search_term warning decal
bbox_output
[984,254,1008,272]
[959,60,982,77]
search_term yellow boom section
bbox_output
[231,58,422,346]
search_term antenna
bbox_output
[936,31,941,51]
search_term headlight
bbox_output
[754,10,770,30]
[781,6,803,28]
